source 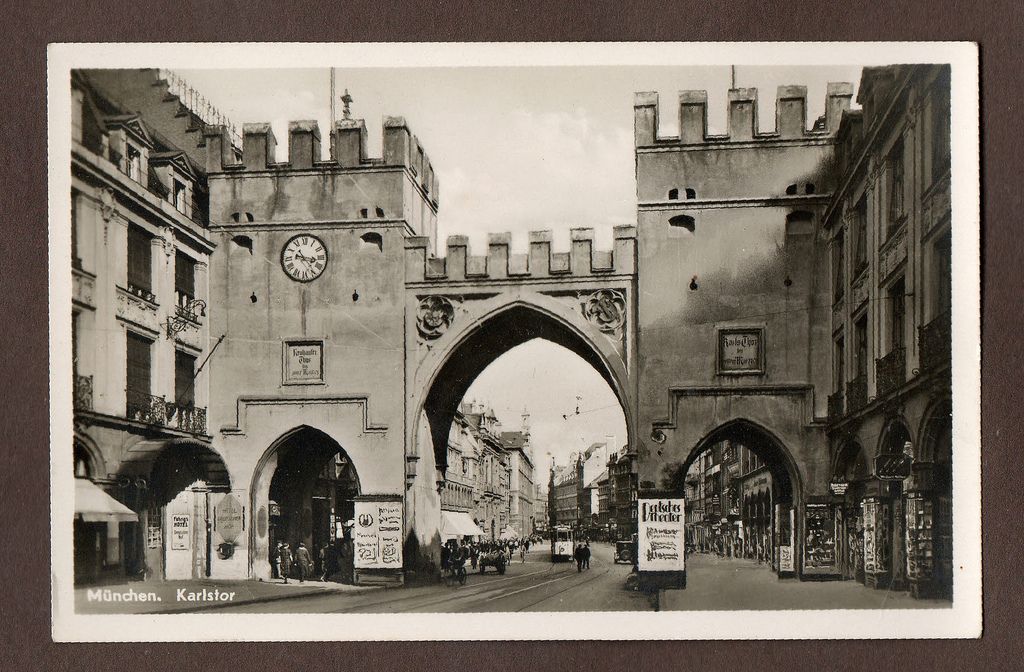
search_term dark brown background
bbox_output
[2,1,1018,669]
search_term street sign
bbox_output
[829,479,850,495]
[875,453,912,481]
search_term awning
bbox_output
[75,478,138,523]
[441,510,485,539]
[499,525,519,540]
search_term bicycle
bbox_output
[445,560,467,586]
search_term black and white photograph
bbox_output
[48,42,980,640]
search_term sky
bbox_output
[177,64,864,474]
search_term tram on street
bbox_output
[550,525,575,562]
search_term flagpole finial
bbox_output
[341,89,354,119]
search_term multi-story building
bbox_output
[439,408,485,541]
[825,65,952,599]
[459,404,511,540]
[71,69,233,584]
[596,470,612,534]
[501,420,536,539]
[552,459,580,527]
[608,446,638,541]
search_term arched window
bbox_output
[359,232,383,252]
[669,214,696,232]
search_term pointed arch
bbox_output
[412,293,633,473]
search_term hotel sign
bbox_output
[719,328,764,373]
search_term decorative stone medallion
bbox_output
[580,289,626,333]
[417,295,455,340]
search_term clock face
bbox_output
[281,234,328,282]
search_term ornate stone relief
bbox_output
[416,295,456,340]
[579,289,627,333]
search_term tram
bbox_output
[550,525,575,562]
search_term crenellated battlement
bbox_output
[204,116,439,206]
[405,226,637,283]
[634,83,854,147]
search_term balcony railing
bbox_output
[126,282,157,304]
[126,389,167,426]
[827,390,844,420]
[167,403,208,435]
[919,311,951,372]
[846,375,868,413]
[125,389,208,435]
[74,374,93,411]
[876,347,907,398]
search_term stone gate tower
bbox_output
[633,83,853,580]
[203,115,439,585]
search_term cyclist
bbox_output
[447,541,468,585]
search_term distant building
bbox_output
[608,445,638,541]
[501,419,536,538]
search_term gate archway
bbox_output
[250,426,361,583]
[663,419,803,576]
[413,296,635,475]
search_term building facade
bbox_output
[608,446,638,541]
[824,65,952,599]
[634,65,952,597]
[71,69,230,585]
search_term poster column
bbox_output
[803,501,839,579]
[352,496,404,586]
[637,496,686,591]
[775,503,795,577]
[862,495,892,589]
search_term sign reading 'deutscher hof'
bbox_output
[638,498,686,572]
[353,500,403,569]
[214,494,244,544]
[719,329,762,372]
[284,341,323,383]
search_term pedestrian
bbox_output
[441,541,452,578]
[470,543,479,570]
[294,542,312,583]
[582,541,591,569]
[574,542,584,572]
[272,541,283,579]
[320,542,336,581]
[279,542,293,584]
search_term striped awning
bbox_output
[441,510,485,539]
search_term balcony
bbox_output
[167,403,208,435]
[876,347,906,398]
[126,282,157,305]
[846,375,868,413]
[919,311,951,372]
[126,389,167,426]
[73,374,93,411]
[827,390,844,421]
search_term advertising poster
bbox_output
[804,503,836,571]
[353,500,403,569]
[638,498,685,572]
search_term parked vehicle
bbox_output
[614,540,634,564]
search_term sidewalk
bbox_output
[75,577,382,614]
[659,553,951,611]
